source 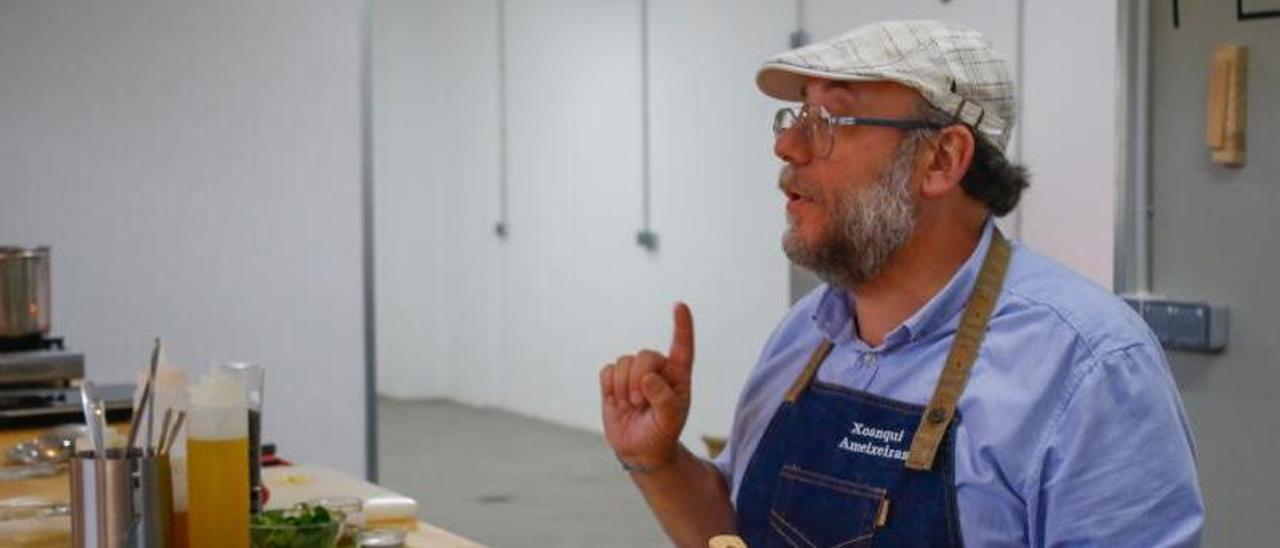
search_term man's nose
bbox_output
[774,126,812,166]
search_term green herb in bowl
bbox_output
[250,504,344,548]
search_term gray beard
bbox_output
[782,138,921,288]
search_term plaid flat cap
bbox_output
[757,19,1016,152]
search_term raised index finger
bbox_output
[667,301,695,379]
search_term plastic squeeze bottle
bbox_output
[186,370,249,548]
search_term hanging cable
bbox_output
[635,0,658,251]
[792,0,809,48]
[495,0,510,239]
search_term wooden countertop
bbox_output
[1,425,483,547]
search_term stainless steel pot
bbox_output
[0,246,51,338]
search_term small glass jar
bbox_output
[354,528,406,547]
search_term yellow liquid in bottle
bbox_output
[187,437,249,548]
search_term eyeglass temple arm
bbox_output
[829,116,945,130]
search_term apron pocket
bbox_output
[767,465,884,548]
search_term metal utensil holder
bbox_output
[70,449,173,548]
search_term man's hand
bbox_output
[600,302,696,472]
[599,302,736,545]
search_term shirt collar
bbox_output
[811,219,997,350]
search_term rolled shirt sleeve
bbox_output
[1030,343,1205,547]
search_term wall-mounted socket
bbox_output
[1123,295,1228,353]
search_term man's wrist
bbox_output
[617,455,664,474]
[616,447,680,475]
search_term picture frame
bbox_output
[1239,0,1280,20]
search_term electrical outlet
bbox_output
[1123,295,1228,353]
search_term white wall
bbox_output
[0,0,367,475]
[1019,0,1118,288]
[373,0,502,402]
[374,0,1120,446]
[374,0,794,446]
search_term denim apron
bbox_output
[734,231,1011,547]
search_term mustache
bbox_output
[778,166,816,201]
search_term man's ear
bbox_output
[918,125,976,199]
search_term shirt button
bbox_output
[861,354,877,366]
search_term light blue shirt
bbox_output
[714,222,1205,547]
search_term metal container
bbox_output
[0,246,51,338]
[70,449,133,548]
[132,453,174,548]
[70,448,174,548]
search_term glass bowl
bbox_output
[249,506,345,548]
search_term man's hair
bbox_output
[913,102,1029,216]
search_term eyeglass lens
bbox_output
[773,106,833,158]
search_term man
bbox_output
[599,19,1204,547]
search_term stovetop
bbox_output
[0,383,134,428]
[0,335,137,428]
[0,333,83,386]
[0,349,84,385]
[0,333,65,353]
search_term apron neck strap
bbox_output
[784,339,834,403]
[779,229,1013,467]
[905,229,1012,471]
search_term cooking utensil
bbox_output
[79,382,104,456]
[160,411,185,456]
[0,246,51,338]
[126,338,162,453]
[156,408,174,455]
[94,398,109,450]
[146,339,162,451]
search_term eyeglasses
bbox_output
[773,104,944,158]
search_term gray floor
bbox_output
[377,398,669,547]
